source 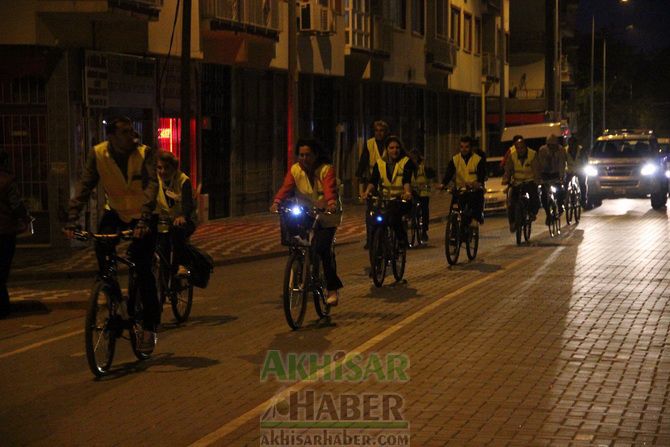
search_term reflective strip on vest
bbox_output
[511,149,536,183]
[94,142,147,223]
[453,153,481,188]
[367,138,386,173]
[290,162,331,204]
[157,171,189,218]
[412,163,430,197]
[378,156,409,197]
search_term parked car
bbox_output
[484,156,507,214]
[585,129,669,209]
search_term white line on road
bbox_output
[0,329,83,360]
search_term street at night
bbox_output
[2,198,669,446]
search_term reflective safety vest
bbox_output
[565,145,583,173]
[94,142,148,223]
[510,149,536,184]
[366,138,386,174]
[290,162,342,227]
[412,162,430,197]
[453,153,481,188]
[157,171,190,219]
[378,156,410,198]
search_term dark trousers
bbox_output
[456,190,484,223]
[508,182,541,225]
[387,200,411,246]
[540,182,565,218]
[417,196,430,233]
[157,220,195,269]
[96,211,160,331]
[0,234,16,314]
[314,226,343,291]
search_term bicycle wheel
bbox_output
[129,282,151,360]
[574,195,581,223]
[409,208,419,248]
[515,202,523,246]
[523,217,532,242]
[371,227,387,287]
[392,229,406,281]
[283,251,308,330]
[466,224,479,260]
[170,276,194,323]
[312,255,331,318]
[444,212,461,265]
[85,281,117,377]
[566,193,574,224]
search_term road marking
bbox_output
[188,250,550,447]
[0,329,83,360]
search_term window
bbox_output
[474,18,481,54]
[450,7,460,47]
[411,0,424,35]
[436,0,447,38]
[463,13,472,53]
[505,32,510,63]
[387,0,406,29]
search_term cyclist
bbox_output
[156,151,196,276]
[537,134,567,225]
[270,139,343,306]
[363,135,415,248]
[438,136,486,228]
[409,148,430,242]
[64,116,159,353]
[564,136,587,206]
[502,136,541,232]
[356,120,389,249]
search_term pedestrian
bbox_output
[0,150,31,318]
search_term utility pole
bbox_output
[602,38,606,132]
[498,1,506,135]
[554,0,560,121]
[180,0,192,175]
[287,0,299,171]
[590,16,594,147]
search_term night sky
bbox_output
[576,0,670,52]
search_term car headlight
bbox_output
[584,165,598,177]
[641,163,658,176]
[665,170,670,179]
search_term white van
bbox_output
[499,122,571,153]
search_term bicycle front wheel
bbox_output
[445,213,461,265]
[466,225,479,260]
[371,227,387,287]
[85,281,117,377]
[283,252,308,330]
[171,278,194,323]
[515,202,523,246]
[392,230,406,281]
[312,256,331,318]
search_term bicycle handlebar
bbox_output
[72,229,134,242]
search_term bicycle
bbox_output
[278,203,332,330]
[154,216,194,323]
[543,182,562,237]
[444,187,480,265]
[367,195,407,287]
[408,187,428,248]
[73,229,151,377]
[565,175,582,225]
[510,183,534,245]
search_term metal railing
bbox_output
[482,52,501,79]
[345,5,371,49]
[427,38,458,70]
[201,0,280,32]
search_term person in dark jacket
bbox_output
[0,150,30,318]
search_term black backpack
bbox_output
[185,244,214,288]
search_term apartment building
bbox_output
[0,0,509,244]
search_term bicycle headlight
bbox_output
[550,185,557,193]
[376,215,383,223]
[641,163,658,176]
[291,206,303,216]
[584,165,598,177]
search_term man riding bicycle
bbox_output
[64,116,160,354]
[156,151,196,276]
[564,136,587,206]
[357,120,389,249]
[537,134,568,226]
[502,136,541,233]
[363,135,415,249]
[438,136,486,228]
[270,139,343,306]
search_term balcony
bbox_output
[201,0,280,39]
[37,0,163,19]
[426,38,457,72]
[371,16,393,57]
[482,52,501,80]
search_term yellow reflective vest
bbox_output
[453,153,481,188]
[366,138,386,174]
[412,162,430,197]
[510,149,537,184]
[94,142,148,223]
[290,162,342,227]
[377,156,410,198]
[157,171,190,219]
[565,145,583,173]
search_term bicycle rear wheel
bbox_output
[445,212,461,265]
[371,227,387,287]
[392,229,406,281]
[523,218,532,242]
[574,195,581,223]
[170,277,194,323]
[129,281,152,360]
[312,255,331,318]
[85,281,117,377]
[283,251,308,330]
[515,202,523,246]
[466,225,479,260]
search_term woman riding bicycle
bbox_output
[270,139,343,306]
[409,148,431,242]
[363,135,415,248]
[156,151,196,276]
